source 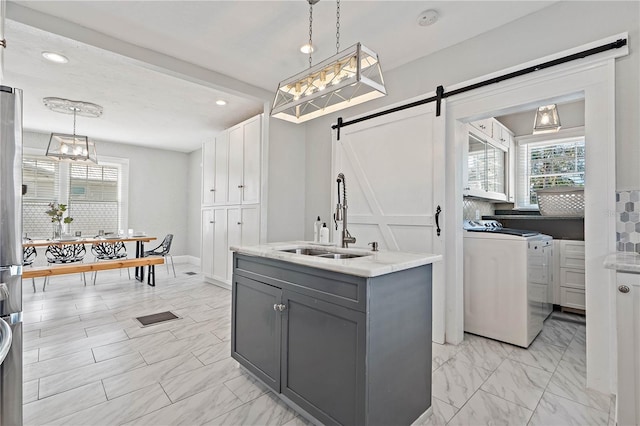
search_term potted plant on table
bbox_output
[45,202,74,239]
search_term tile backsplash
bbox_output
[616,190,640,252]
[463,198,494,221]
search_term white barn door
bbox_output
[332,102,446,343]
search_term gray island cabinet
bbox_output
[230,243,438,426]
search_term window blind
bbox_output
[22,155,59,202]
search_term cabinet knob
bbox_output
[210,188,215,192]
[273,304,287,312]
[619,285,631,294]
[238,185,244,189]
[237,222,242,225]
[209,221,215,224]
[479,124,485,129]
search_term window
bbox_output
[516,135,585,209]
[22,153,127,238]
[22,156,60,238]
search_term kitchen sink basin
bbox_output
[281,248,335,256]
[279,247,369,259]
[315,253,366,259]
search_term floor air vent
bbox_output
[185,272,197,276]
[135,311,180,327]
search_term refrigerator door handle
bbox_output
[0,265,22,276]
[0,317,12,365]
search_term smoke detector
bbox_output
[417,9,439,27]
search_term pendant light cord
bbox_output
[72,108,77,136]
[336,0,340,54]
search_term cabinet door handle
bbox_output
[209,221,215,224]
[273,304,287,312]
[619,285,631,294]
[435,205,442,237]
[237,222,242,225]
[238,185,244,189]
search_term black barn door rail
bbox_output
[332,38,627,140]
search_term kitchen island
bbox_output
[230,242,441,426]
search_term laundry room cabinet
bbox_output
[201,114,263,286]
[553,239,586,310]
[464,119,514,202]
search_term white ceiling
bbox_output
[5,1,556,152]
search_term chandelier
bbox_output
[43,97,102,163]
[271,0,386,124]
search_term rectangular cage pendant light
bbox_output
[46,133,98,163]
[271,43,386,124]
[533,104,562,135]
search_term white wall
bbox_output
[187,147,202,258]
[23,130,191,256]
[267,118,306,242]
[304,1,639,237]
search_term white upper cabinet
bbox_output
[464,118,514,202]
[242,116,261,205]
[469,118,493,139]
[202,114,262,206]
[202,131,230,205]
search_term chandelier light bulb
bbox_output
[60,143,68,154]
[540,113,550,125]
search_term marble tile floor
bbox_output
[21,265,612,426]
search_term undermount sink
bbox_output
[315,253,365,259]
[281,248,335,256]
[279,247,369,259]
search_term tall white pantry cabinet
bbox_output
[201,114,262,286]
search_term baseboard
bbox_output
[204,276,231,290]
[174,255,200,266]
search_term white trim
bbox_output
[173,255,199,266]
[516,126,586,146]
[447,57,619,394]
[445,32,628,106]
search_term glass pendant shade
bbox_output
[533,104,561,134]
[271,43,386,124]
[46,133,98,163]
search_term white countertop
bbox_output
[230,241,442,278]
[604,252,640,274]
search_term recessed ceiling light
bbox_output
[300,44,314,54]
[42,51,69,64]
[216,100,227,106]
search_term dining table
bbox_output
[23,235,157,283]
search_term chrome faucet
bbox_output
[334,173,356,248]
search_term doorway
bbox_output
[445,57,617,393]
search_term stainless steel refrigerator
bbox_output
[0,85,23,426]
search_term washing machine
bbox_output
[463,220,553,348]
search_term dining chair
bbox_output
[91,240,129,285]
[144,234,176,277]
[22,241,37,293]
[43,244,87,290]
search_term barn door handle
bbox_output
[435,205,441,236]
